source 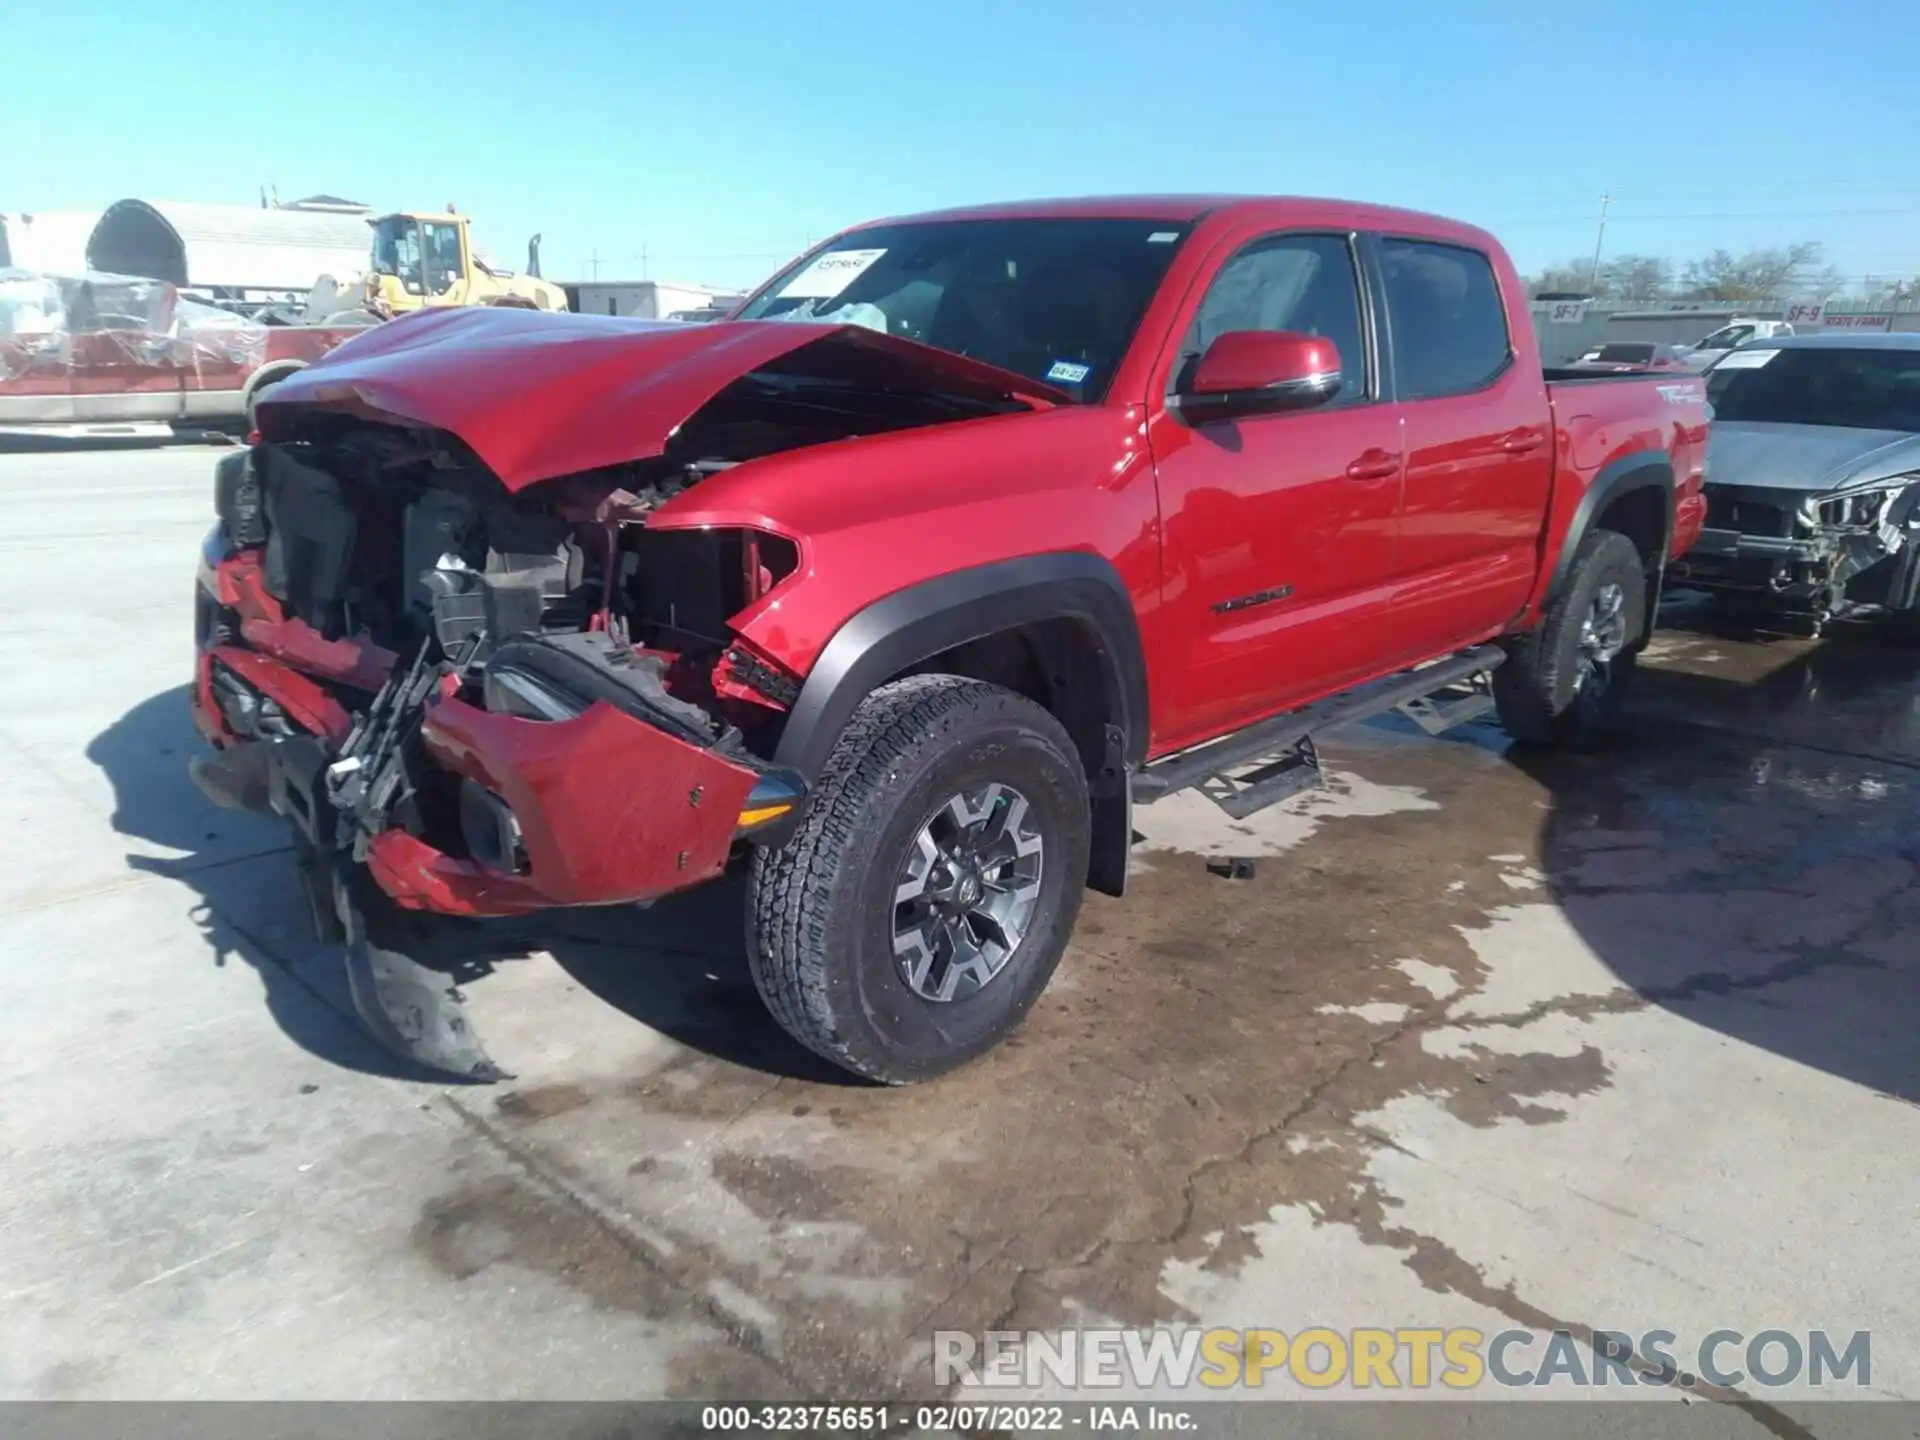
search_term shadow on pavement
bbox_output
[1514,614,1920,1104]
[86,685,858,1088]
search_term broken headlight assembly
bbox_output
[481,663,587,721]
[1798,475,1920,535]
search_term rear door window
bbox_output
[1379,239,1512,400]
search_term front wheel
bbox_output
[1494,529,1647,749]
[747,675,1091,1084]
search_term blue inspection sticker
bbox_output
[1046,360,1092,385]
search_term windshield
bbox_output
[370,217,424,293]
[734,218,1193,401]
[1594,343,1654,363]
[1695,324,1753,351]
[1707,347,1920,431]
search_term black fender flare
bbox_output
[243,360,308,413]
[1546,449,1675,610]
[771,552,1150,784]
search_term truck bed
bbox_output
[1541,366,1691,384]
[1534,368,1711,600]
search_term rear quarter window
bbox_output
[1379,238,1512,400]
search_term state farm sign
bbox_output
[1820,313,1895,332]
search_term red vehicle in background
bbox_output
[1565,341,1691,373]
[0,268,369,439]
[187,195,1709,1084]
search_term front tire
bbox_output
[747,675,1091,1084]
[1495,529,1647,749]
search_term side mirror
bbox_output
[1175,330,1344,422]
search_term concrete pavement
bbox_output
[1,446,1914,1431]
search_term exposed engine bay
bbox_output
[211,352,1025,779]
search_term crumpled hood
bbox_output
[255,305,1066,490]
[1706,421,1920,494]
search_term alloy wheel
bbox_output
[891,783,1045,1002]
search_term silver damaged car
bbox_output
[1672,332,1920,630]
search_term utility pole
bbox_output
[1587,194,1612,289]
[587,249,601,281]
[641,244,649,279]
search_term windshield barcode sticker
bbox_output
[1046,360,1093,384]
[778,248,887,300]
[1714,349,1779,370]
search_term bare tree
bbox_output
[1529,253,1672,301]
[1528,261,1598,298]
[1597,254,1673,303]
[1531,241,1859,304]
[1679,242,1841,302]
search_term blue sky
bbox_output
[7,0,1917,291]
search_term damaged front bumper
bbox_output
[1668,482,1920,620]
[1668,527,1840,605]
[189,535,806,1079]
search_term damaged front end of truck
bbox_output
[186,306,1059,1078]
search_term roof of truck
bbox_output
[850,194,1490,241]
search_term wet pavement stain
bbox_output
[406,619,1920,1409]
[420,741,1595,1398]
[494,1084,592,1122]
[412,1141,687,1315]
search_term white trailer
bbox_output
[563,280,742,319]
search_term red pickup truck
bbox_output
[0,269,366,439]
[188,196,1708,1083]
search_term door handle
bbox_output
[1345,450,1401,481]
[1500,429,1544,454]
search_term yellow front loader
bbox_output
[359,209,565,316]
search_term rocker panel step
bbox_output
[1202,742,1323,820]
[1132,645,1505,804]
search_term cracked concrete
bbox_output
[2,449,1916,1430]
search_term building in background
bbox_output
[1529,300,1918,366]
[562,279,744,320]
[85,196,371,303]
